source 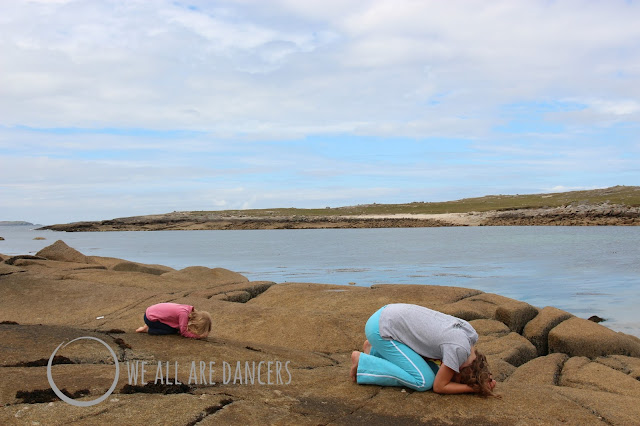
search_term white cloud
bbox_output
[585,99,640,116]
[1,0,638,136]
[1,1,639,223]
[548,185,599,193]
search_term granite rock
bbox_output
[1,241,639,425]
[524,306,574,356]
[548,317,640,358]
[36,240,93,264]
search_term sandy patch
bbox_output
[346,212,493,226]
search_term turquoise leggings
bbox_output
[356,306,438,391]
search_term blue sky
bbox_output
[1,0,639,225]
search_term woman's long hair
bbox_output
[457,350,499,397]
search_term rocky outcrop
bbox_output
[111,261,173,276]
[36,240,93,264]
[41,216,459,232]
[1,241,639,425]
[36,188,640,232]
[440,293,539,334]
[484,204,640,226]
[162,266,249,286]
[494,299,539,334]
[524,306,575,356]
[549,317,640,358]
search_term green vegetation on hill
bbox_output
[188,186,640,218]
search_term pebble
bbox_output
[14,406,30,418]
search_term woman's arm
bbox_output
[432,365,476,394]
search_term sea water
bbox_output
[1,225,638,337]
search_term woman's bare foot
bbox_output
[136,325,149,333]
[350,351,360,382]
[362,339,372,354]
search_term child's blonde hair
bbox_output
[188,309,212,337]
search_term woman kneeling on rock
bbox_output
[350,303,496,397]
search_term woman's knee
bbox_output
[408,366,435,391]
[419,375,435,391]
[409,375,434,392]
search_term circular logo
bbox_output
[47,336,120,407]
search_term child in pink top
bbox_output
[135,303,211,339]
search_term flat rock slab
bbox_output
[595,354,640,379]
[0,263,25,275]
[0,325,120,367]
[559,356,640,398]
[2,393,235,426]
[555,386,640,426]
[0,273,153,326]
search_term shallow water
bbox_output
[1,225,639,337]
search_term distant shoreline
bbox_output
[0,221,34,226]
[40,204,640,231]
[37,186,640,231]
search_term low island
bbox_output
[38,186,640,232]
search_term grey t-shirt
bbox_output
[378,304,478,373]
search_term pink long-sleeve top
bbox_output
[145,303,200,339]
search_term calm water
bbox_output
[1,225,639,337]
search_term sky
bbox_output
[1,0,639,225]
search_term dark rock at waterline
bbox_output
[4,255,47,265]
[112,261,172,276]
[588,315,605,323]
